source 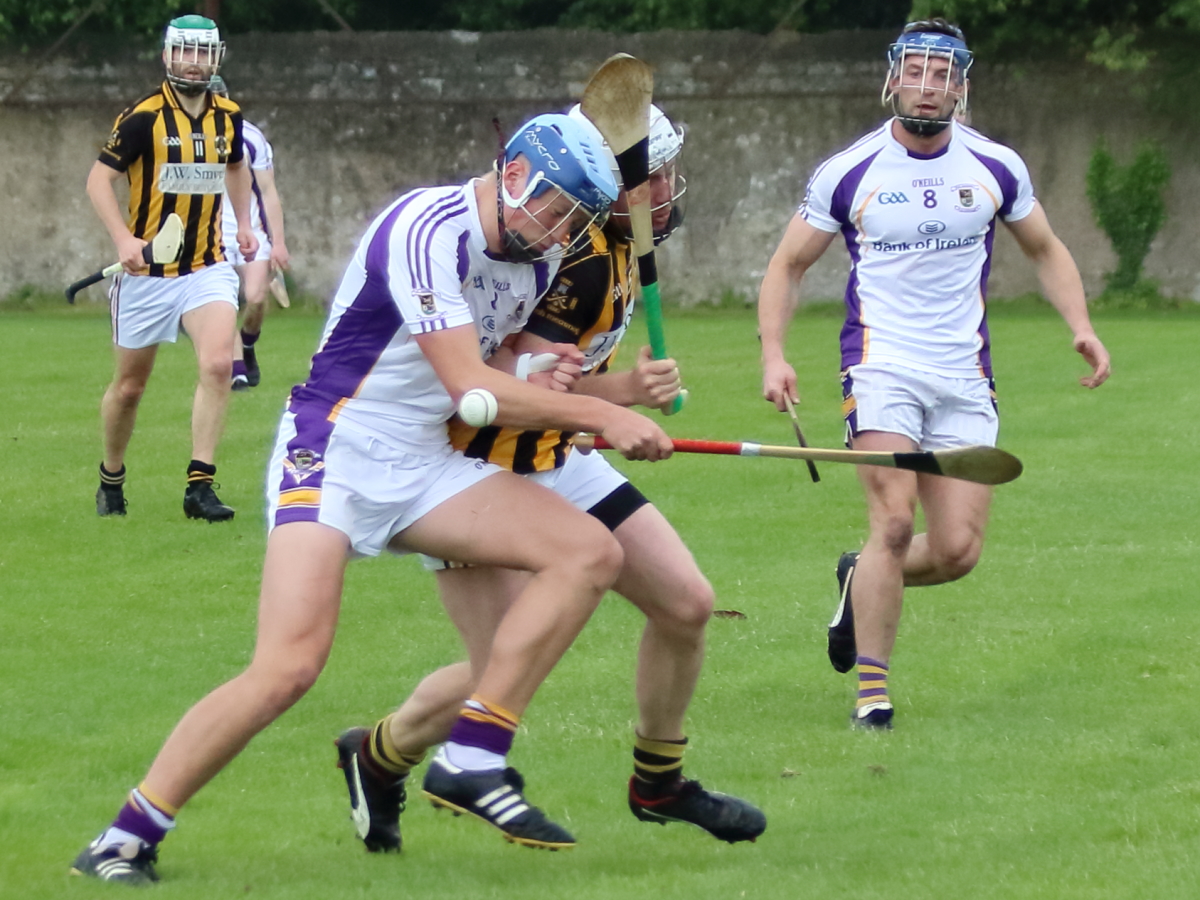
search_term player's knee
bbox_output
[877,514,915,558]
[568,524,624,595]
[655,575,714,634]
[935,537,982,582]
[198,354,233,385]
[113,377,148,406]
[252,658,324,713]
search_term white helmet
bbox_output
[163,15,225,98]
[566,102,688,244]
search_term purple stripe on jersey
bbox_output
[967,148,1020,218]
[976,218,998,377]
[534,260,551,299]
[298,196,419,402]
[830,150,882,226]
[407,194,468,290]
[839,223,866,368]
[456,230,470,284]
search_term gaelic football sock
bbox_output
[631,734,688,799]
[240,328,259,348]
[99,785,177,850]
[856,656,891,709]
[99,462,126,492]
[363,715,426,780]
[231,359,248,380]
[186,460,217,486]
[440,696,519,772]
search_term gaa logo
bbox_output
[918,221,946,235]
[878,192,910,205]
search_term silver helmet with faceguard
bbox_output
[882,20,973,138]
[163,15,225,98]
[498,113,619,263]
[566,103,688,245]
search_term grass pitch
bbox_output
[2,299,1199,899]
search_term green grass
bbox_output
[3,301,1200,898]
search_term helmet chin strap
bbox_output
[897,115,952,137]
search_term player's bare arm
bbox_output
[85,161,147,273]
[1005,203,1111,388]
[225,159,259,259]
[416,325,672,460]
[757,213,837,409]
[255,165,289,270]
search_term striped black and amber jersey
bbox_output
[98,81,244,278]
[450,220,636,474]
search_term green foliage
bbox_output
[0,0,906,43]
[1085,139,1170,292]
[908,0,1199,65]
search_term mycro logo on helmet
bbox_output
[523,129,562,171]
[878,192,909,205]
[918,221,946,235]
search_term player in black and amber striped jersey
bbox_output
[340,106,768,853]
[86,15,257,523]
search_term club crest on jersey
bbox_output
[285,449,324,484]
[416,291,438,315]
[953,184,979,212]
[214,135,229,156]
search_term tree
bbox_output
[1085,140,1170,292]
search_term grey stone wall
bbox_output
[2,29,1197,304]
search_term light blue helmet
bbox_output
[504,113,619,217]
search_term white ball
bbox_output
[458,388,498,427]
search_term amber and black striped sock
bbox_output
[632,734,688,798]
[187,459,216,485]
[99,462,126,491]
[364,715,426,780]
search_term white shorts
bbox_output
[109,263,239,349]
[266,409,503,559]
[842,363,998,450]
[419,447,630,572]
[223,226,272,267]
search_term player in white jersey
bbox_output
[332,106,765,853]
[211,77,290,391]
[71,113,674,885]
[758,19,1110,731]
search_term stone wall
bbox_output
[2,29,1198,304]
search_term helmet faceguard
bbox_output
[497,114,619,263]
[163,15,225,98]
[882,26,973,138]
[646,106,687,244]
[565,103,688,245]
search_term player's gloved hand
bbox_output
[523,344,584,393]
[117,233,150,274]
[599,408,674,462]
[762,358,799,412]
[631,345,682,410]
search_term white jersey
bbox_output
[801,120,1036,378]
[287,181,557,455]
[221,120,273,242]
